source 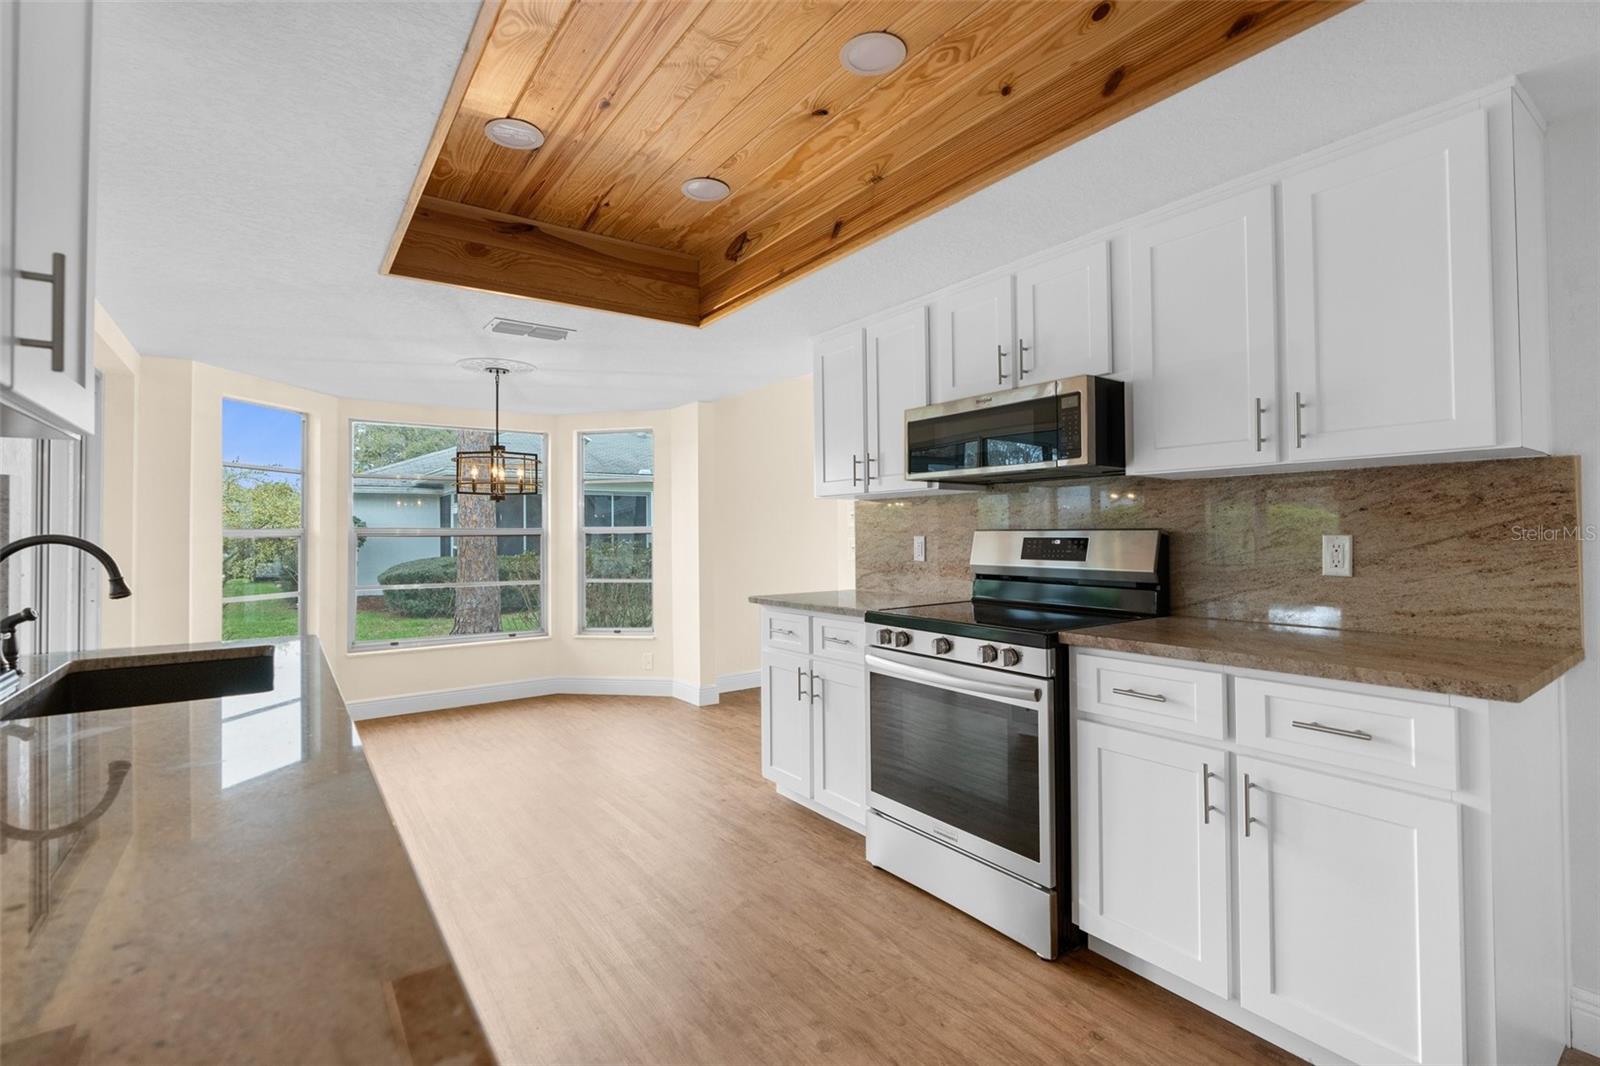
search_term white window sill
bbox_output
[346,631,552,656]
[572,631,656,640]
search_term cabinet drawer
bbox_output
[811,617,866,663]
[761,610,811,654]
[1075,653,1227,738]
[1234,678,1458,789]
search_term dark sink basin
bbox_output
[2,647,277,720]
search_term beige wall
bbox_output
[93,312,849,705]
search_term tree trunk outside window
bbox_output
[452,429,501,635]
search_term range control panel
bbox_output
[867,628,1052,678]
[1020,536,1088,562]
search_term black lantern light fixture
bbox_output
[455,360,539,502]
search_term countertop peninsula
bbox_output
[0,638,484,1065]
[1061,615,1583,703]
[748,589,935,618]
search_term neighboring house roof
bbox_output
[355,431,652,488]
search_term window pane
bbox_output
[353,424,546,531]
[223,400,302,469]
[351,422,460,476]
[223,469,302,530]
[355,534,542,589]
[583,493,612,528]
[581,430,653,481]
[584,583,651,631]
[224,537,300,596]
[222,597,300,641]
[355,585,541,643]
[611,494,649,527]
[585,533,651,579]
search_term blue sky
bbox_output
[222,399,303,469]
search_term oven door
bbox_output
[865,648,1055,887]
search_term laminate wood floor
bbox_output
[359,690,1301,1066]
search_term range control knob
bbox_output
[893,630,913,648]
[875,628,894,645]
[978,644,999,664]
[933,637,954,656]
[1001,647,1022,667]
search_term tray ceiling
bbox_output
[389,0,1354,325]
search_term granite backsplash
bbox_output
[855,455,1584,648]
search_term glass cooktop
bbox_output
[865,600,1133,647]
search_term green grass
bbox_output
[354,609,541,643]
[223,578,291,598]
[222,597,300,640]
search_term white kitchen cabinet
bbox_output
[1127,185,1280,474]
[813,329,866,497]
[1281,109,1496,461]
[759,608,868,831]
[760,649,813,796]
[864,306,930,493]
[810,659,867,824]
[1015,241,1112,384]
[2,0,97,435]
[1075,720,1231,997]
[1236,756,1464,1065]
[930,274,1015,402]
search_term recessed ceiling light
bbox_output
[483,117,545,150]
[681,176,731,202]
[840,31,906,76]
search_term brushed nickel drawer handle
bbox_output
[1291,719,1373,741]
[1112,686,1166,703]
[823,635,854,647]
[771,626,798,638]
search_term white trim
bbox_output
[718,669,760,694]
[1573,987,1600,1056]
[347,675,677,720]
[672,679,718,707]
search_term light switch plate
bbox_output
[1322,534,1353,577]
[913,535,926,562]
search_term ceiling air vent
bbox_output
[484,317,573,341]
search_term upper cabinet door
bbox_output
[1127,187,1279,474]
[1075,720,1233,998]
[1015,241,1112,384]
[864,306,929,493]
[1236,757,1464,1066]
[930,275,1015,402]
[1281,110,1496,461]
[5,0,96,434]
[813,329,866,497]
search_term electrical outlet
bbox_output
[642,651,654,670]
[913,535,926,562]
[1322,534,1353,577]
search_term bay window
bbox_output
[579,430,653,633]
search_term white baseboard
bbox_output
[350,675,681,720]
[672,679,718,707]
[1573,986,1600,1055]
[717,669,760,694]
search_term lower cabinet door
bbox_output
[761,650,813,795]
[1075,720,1232,996]
[1236,757,1464,1065]
[810,660,866,823]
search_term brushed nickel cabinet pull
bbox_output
[796,668,805,701]
[17,253,66,372]
[1291,719,1373,741]
[823,635,853,647]
[996,345,1009,383]
[1254,397,1266,452]
[809,671,822,704]
[771,626,797,638]
[1112,686,1166,703]
[1018,338,1031,378]
[851,454,861,486]
[1202,763,1224,825]
[1295,391,1307,447]
[1243,773,1258,837]
[863,452,873,489]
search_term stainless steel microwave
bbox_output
[904,375,1126,484]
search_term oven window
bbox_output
[869,673,1040,860]
[907,397,1062,475]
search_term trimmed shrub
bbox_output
[376,551,540,617]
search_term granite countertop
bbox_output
[1062,615,1584,703]
[749,589,936,618]
[0,638,478,1064]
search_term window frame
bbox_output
[348,417,548,652]
[221,399,307,642]
[577,428,654,636]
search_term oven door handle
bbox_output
[865,654,1042,704]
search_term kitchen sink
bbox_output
[1,646,277,720]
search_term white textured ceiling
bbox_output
[94,0,1600,414]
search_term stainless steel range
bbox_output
[862,528,1168,959]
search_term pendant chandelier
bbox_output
[455,361,539,502]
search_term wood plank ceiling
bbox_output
[385,0,1355,326]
